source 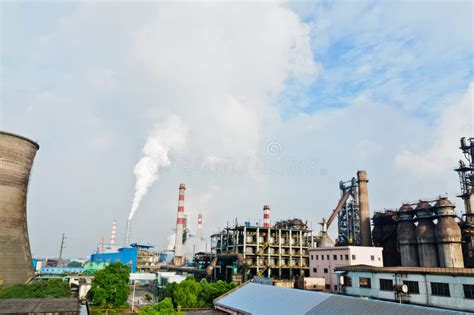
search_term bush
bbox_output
[139,297,183,315]
[88,262,130,308]
[0,279,70,299]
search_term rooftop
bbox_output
[335,264,474,276]
[215,282,464,315]
[0,298,80,314]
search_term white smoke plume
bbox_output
[128,116,187,220]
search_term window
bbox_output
[333,255,337,260]
[313,268,317,273]
[352,254,356,260]
[324,268,328,273]
[431,282,450,297]
[464,284,474,299]
[404,281,419,294]
[340,254,343,260]
[311,255,313,260]
[345,254,349,260]
[344,276,352,287]
[327,255,330,260]
[321,255,324,260]
[379,279,393,291]
[359,277,371,288]
[316,255,319,260]
[334,285,338,291]
[370,255,375,261]
[325,284,330,290]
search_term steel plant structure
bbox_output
[0,131,39,287]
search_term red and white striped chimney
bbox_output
[263,205,271,228]
[197,213,203,239]
[173,183,186,266]
[110,220,117,245]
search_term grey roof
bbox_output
[0,298,80,313]
[214,283,466,315]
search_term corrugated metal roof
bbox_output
[0,298,80,313]
[335,264,474,276]
[215,283,466,315]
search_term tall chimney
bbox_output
[263,205,271,228]
[173,183,186,266]
[357,170,372,246]
[124,219,131,246]
[110,220,117,245]
[198,213,203,240]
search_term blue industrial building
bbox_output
[90,247,138,272]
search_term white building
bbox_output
[336,265,474,312]
[309,246,383,292]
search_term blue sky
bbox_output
[1,1,473,258]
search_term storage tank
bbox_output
[435,197,464,268]
[415,201,439,267]
[397,204,419,267]
[0,131,39,286]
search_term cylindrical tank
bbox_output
[397,204,419,267]
[357,170,372,246]
[0,131,39,287]
[415,201,439,267]
[435,197,464,268]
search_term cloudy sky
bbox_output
[1,1,473,258]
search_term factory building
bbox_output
[0,131,39,287]
[210,210,312,281]
[336,265,474,312]
[372,210,400,266]
[309,246,383,292]
[91,246,138,272]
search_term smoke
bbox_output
[128,116,187,220]
[167,233,175,251]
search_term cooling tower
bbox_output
[0,131,39,287]
[434,197,464,268]
[397,204,419,267]
[415,201,439,267]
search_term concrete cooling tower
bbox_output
[0,131,39,287]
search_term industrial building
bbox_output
[336,265,474,312]
[209,208,313,282]
[90,243,158,273]
[214,282,464,315]
[0,131,39,287]
[309,246,383,292]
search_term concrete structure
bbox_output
[210,218,312,281]
[397,203,419,267]
[435,198,464,268]
[309,246,383,292]
[0,131,39,287]
[263,204,270,228]
[214,282,463,315]
[173,183,186,266]
[415,201,439,267]
[337,265,474,313]
[296,276,325,291]
[357,170,372,246]
[132,242,158,272]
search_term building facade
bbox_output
[309,246,383,292]
[336,265,474,312]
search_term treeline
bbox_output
[0,279,70,299]
[139,277,236,314]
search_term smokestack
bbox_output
[110,220,117,245]
[198,213,203,239]
[173,183,186,266]
[124,219,131,246]
[357,170,372,246]
[263,205,271,228]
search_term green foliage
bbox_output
[139,297,181,314]
[88,262,130,308]
[67,260,83,267]
[157,277,236,309]
[0,279,70,299]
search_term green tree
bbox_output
[0,279,70,299]
[88,262,130,308]
[67,260,83,267]
[198,279,236,306]
[139,297,183,315]
[172,278,201,308]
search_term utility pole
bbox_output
[58,233,66,265]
